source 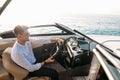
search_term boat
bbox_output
[0,0,120,80]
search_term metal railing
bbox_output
[93,44,120,80]
[93,48,115,80]
[96,45,120,70]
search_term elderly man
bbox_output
[11,25,64,80]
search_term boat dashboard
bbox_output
[55,36,92,69]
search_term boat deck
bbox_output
[47,54,100,80]
[72,55,100,80]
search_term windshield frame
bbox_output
[0,0,11,15]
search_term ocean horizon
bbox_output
[0,14,120,36]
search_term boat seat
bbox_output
[2,47,50,80]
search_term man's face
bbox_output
[20,30,30,42]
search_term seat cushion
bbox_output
[2,47,29,80]
[2,47,50,80]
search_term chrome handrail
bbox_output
[93,48,114,80]
[96,45,120,70]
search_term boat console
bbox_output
[65,37,90,68]
[55,36,91,69]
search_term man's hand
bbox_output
[45,57,55,63]
[51,38,64,45]
[57,38,64,45]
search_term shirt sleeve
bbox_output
[11,51,41,72]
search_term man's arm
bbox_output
[51,38,64,44]
[30,37,64,48]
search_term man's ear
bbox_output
[17,34,22,38]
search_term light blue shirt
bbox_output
[11,38,51,72]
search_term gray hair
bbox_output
[13,25,28,36]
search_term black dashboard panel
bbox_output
[65,37,90,68]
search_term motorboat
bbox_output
[0,23,120,80]
[0,0,120,80]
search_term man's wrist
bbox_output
[41,61,45,66]
[44,60,47,64]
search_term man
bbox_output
[11,25,64,80]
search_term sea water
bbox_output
[0,14,120,36]
[57,14,120,36]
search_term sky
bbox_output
[0,0,120,25]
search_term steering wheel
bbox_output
[50,43,62,59]
[49,37,77,59]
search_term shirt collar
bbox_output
[16,41,26,47]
